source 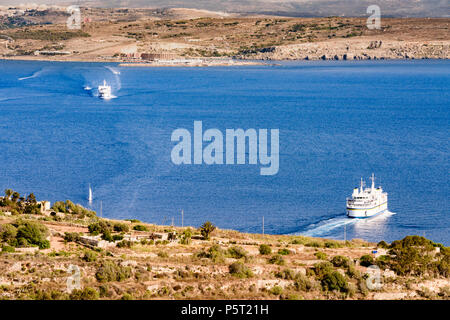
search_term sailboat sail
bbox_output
[88,185,93,202]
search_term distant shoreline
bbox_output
[0,56,448,65]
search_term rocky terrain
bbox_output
[0,7,448,62]
[0,192,449,300]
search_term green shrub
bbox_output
[121,293,134,300]
[9,30,91,41]
[15,220,49,249]
[294,273,313,292]
[133,225,149,232]
[69,287,99,300]
[259,244,272,255]
[52,200,96,217]
[312,261,334,279]
[180,228,192,245]
[95,261,132,282]
[82,250,97,262]
[270,285,283,295]
[112,234,124,241]
[325,241,342,248]
[229,261,253,278]
[158,251,168,258]
[0,224,17,244]
[359,254,375,267]
[305,241,323,248]
[227,246,247,259]
[32,289,68,300]
[346,264,360,278]
[321,271,349,293]
[278,248,292,255]
[291,238,305,245]
[268,254,285,265]
[1,245,15,253]
[88,221,112,235]
[331,255,351,268]
[358,278,369,296]
[64,232,80,243]
[388,236,441,276]
[377,240,389,249]
[315,251,327,260]
[101,230,114,242]
[197,245,225,263]
[114,223,130,233]
[275,269,296,280]
[116,240,132,248]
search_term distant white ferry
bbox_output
[346,174,388,218]
[98,80,112,99]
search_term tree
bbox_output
[321,271,349,293]
[200,221,216,240]
[11,192,20,203]
[0,224,17,244]
[4,189,13,200]
[88,220,113,235]
[26,193,37,204]
[15,220,49,249]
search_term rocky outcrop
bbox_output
[237,39,450,61]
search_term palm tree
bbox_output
[4,189,13,200]
[11,191,20,203]
[200,221,216,240]
[27,193,37,204]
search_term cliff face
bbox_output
[237,39,450,60]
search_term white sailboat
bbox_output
[88,185,93,202]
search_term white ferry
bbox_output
[98,80,112,99]
[346,174,388,218]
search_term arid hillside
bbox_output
[0,191,449,300]
[0,7,448,61]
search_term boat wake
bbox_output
[299,216,357,237]
[105,66,121,91]
[18,69,44,81]
[295,210,396,237]
[105,66,120,75]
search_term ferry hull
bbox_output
[347,202,387,218]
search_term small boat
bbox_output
[98,80,112,99]
[346,173,388,218]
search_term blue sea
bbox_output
[0,59,448,245]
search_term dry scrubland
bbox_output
[0,7,448,61]
[0,192,449,300]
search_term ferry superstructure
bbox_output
[346,174,388,218]
[98,80,112,99]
